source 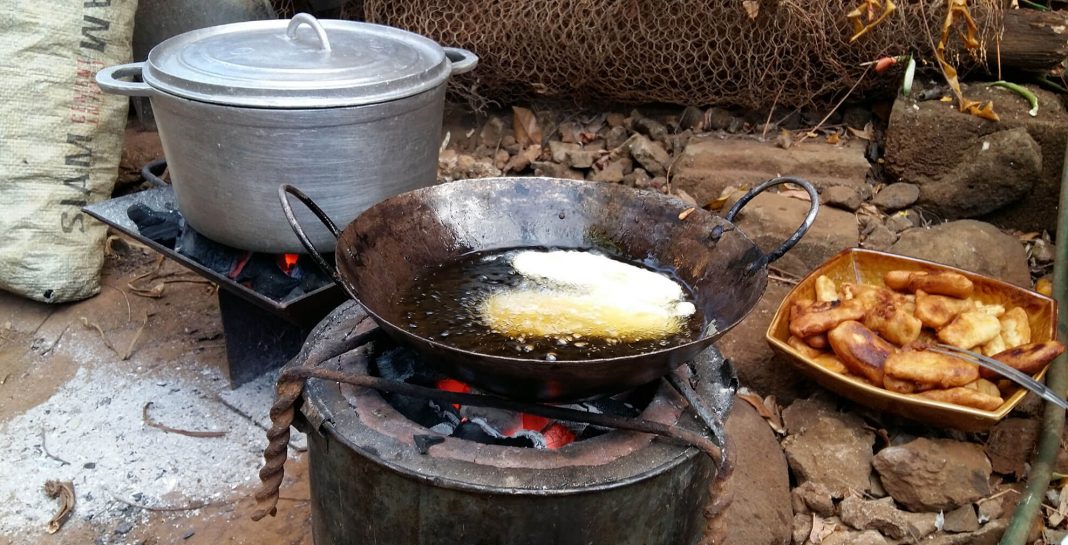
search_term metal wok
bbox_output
[280,176,817,402]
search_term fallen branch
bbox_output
[798,67,870,145]
[142,402,226,438]
[44,480,75,534]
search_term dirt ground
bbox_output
[0,244,314,545]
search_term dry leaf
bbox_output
[704,196,729,210]
[778,189,812,202]
[847,122,874,141]
[1017,231,1041,242]
[1037,278,1053,297]
[738,391,786,434]
[1049,486,1068,527]
[512,106,543,147]
[826,133,841,145]
[808,514,836,544]
[742,0,759,19]
[44,480,75,534]
[776,128,794,150]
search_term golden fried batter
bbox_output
[979,341,1067,380]
[964,378,1001,399]
[981,334,1006,358]
[828,320,897,384]
[864,301,922,346]
[914,289,971,329]
[803,334,829,349]
[937,310,1002,349]
[916,387,1003,411]
[814,275,838,302]
[812,352,848,374]
[883,349,979,389]
[789,299,866,338]
[999,306,1031,348]
[884,270,974,298]
[884,375,921,394]
[787,335,824,359]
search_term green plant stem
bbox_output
[989,81,1039,117]
[1019,0,1050,10]
[1000,137,1068,545]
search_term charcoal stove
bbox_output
[83,160,344,386]
[257,300,737,545]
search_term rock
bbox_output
[557,121,581,143]
[717,282,812,403]
[564,149,600,169]
[861,223,897,251]
[942,504,979,533]
[626,134,670,177]
[531,161,584,181]
[890,220,1031,287]
[715,398,794,545]
[672,138,872,210]
[821,185,864,211]
[504,145,541,173]
[919,518,1007,545]
[704,107,735,131]
[872,437,992,512]
[632,115,669,142]
[985,417,1039,478]
[1032,239,1056,264]
[623,168,651,188]
[884,213,915,233]
[649,176,669,193]
[792,481,835,517]
[492,149,510,170]
[821,529,887,545]
[725,191,859,277]
[604,126,630,150]
[590,159,627,183]
[884,84,1068,232]
[781,395,850,436]
[871,183,920,211]
[782,410,875,497]
[479,116,507,148]
[791,513,812,545]
[114,521,134,535]
[838,496,938,540]
[606,112,626,128]
[549,140,581,163]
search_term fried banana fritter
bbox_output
[916,387,1003,411]
[883,349,979,389]
[936,310,1002,349]
[828,320,897,384]
[789,299,866,338]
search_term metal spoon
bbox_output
[930,344,1068,410]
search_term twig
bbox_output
[142,402,226,438]
[769,273,800,285]
[40,430,70,465]
[80,317,117,354]
[104,285,132,325]
[977,487,1019,504]
[122,313,149,361]
[109,492,230,512]
[797,67,870,145]
[1,373,9,385]
[761,84,786,141]
[44,480,75,534]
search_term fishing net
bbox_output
[351,0,1004,109]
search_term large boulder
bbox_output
[889,220,1031,287]
[709,399,793,545]
[673,138,872,206]
[884,84,1068,232]
[782,405,875,497]
[872,438,992,512]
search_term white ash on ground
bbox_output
[0,364,289,539]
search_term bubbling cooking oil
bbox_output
[394,248,705,361]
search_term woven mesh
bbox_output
[353,0,1003,109]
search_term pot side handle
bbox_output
[444,47,479,75]
[278,185,355,298]
[95,62,156,97]
[724,176,819,265]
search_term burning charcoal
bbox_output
[413,434,446,455]
[453,421,535,447]
[126,203,181,244]
[175,227,238,275]
[236,255,300,300]
[580,397,641,419]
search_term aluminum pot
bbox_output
[96,13,477,253]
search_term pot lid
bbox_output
[143,14,450,108]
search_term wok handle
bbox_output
[278,184,349,292]
[724,176,819,265]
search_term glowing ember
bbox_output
[278,253,300,275]
[432,378,576,449]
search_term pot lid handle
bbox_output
[287,13,332,52]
